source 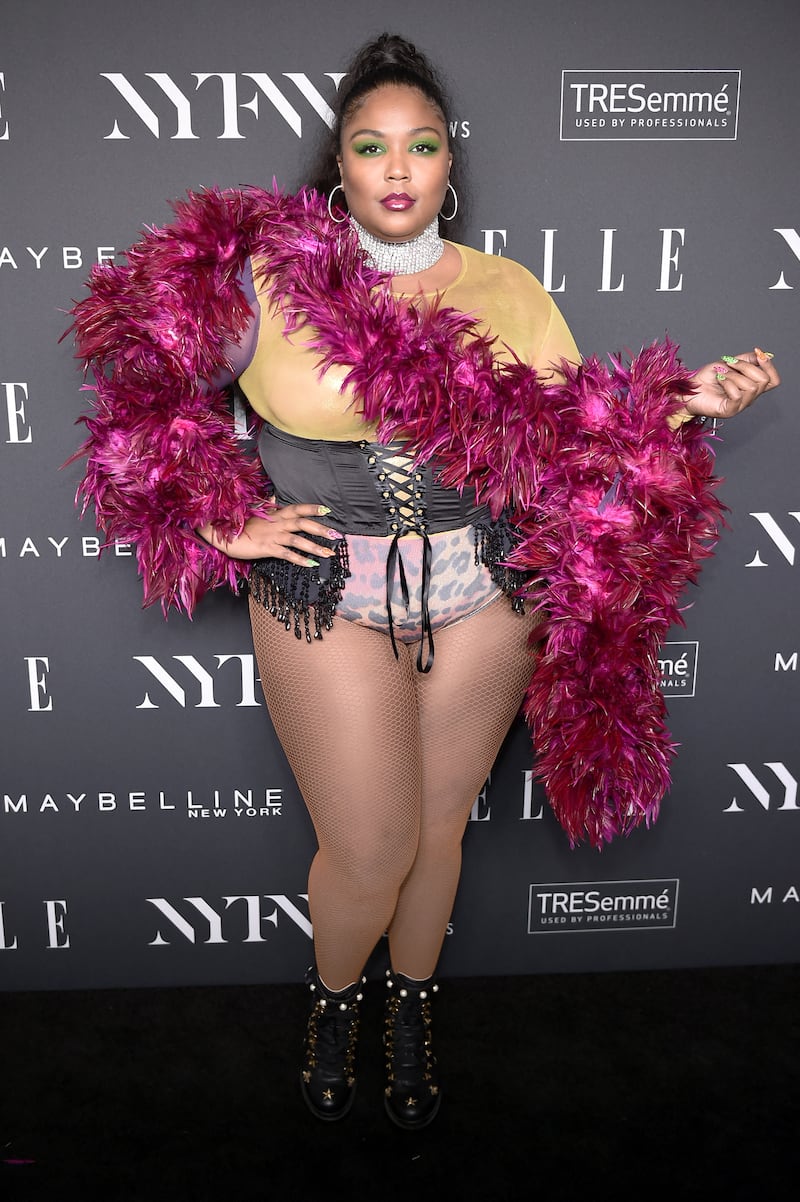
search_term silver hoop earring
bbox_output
[439,182,458,222]
[327,183,347,223]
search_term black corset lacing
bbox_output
[360,441,436,674]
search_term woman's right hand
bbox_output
[197,505,340,564]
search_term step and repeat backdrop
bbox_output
[1,0,798,990]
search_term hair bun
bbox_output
[350,33,427,76]
[339,32,447,120]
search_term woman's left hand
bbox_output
[684,348,781,420]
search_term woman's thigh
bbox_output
[248,597,423,861]
[411,596,544,821]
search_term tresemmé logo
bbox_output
[560,70,740,141]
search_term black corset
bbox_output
[257,422,491,534]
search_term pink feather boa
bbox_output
[68,187,723,846]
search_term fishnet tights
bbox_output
[249,594,543,990]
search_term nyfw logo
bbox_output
[745,511,800,567]
[724,763,798,813]
[147,894,312,944]
[134,654,262,708]
[101,71,345,139]
[560,70,740,141]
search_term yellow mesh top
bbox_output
[238,242,580,441]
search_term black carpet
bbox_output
[2,963,798,1201]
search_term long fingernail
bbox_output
[306,558,320,568]
[713,363,728,381]
[325,528,342,539]
[720,355,739,365]
[754,347,774,363]
[317,505,331,515]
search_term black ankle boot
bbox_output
[383,969,442,1129]
[300,966,364,1121]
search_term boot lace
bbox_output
[306,997,360,1082]
[385,995,434,1086]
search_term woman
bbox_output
[69,35,778,1129]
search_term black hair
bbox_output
[302,33,467,238]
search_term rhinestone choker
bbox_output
[351,216,444,276]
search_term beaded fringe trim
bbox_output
[248,538,350,642]
[474,518,527,612]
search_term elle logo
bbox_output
[3,382,31,444]
[0,72,8,140]
[0,900,69,950]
